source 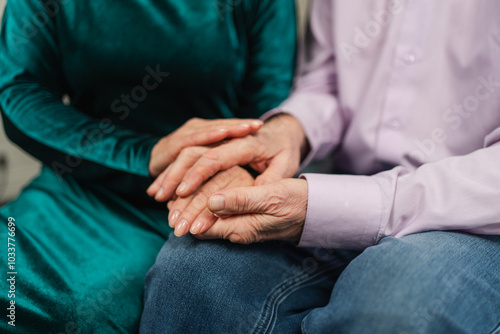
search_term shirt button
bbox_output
[403,53,416,65]
[389,118,401,130]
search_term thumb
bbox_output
[208,186,270,215]
[254,154,298,186]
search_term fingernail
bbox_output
[155,188,165,200]
[177,182,187,194]
[217,128,228,132]
[175,219,189,236]
[252,120,263,127]
[240,123,250,128]
[209,195,225,211]
[147,182,159,194]
[169,210,180,227]
[190,220,204,235]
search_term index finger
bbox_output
[184,119,263,148]
[175,137,259,197]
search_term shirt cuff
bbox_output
[299,173,385,250]
[261,92,342,171]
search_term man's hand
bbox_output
[195,178,308,244]
[148,118,262,178]
[151,114,308,201]
[167,166,255,237]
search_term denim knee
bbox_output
[141,235,286,333]
[141,235,332,334]
[142,235,230,308]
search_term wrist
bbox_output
[266,113,310,161]
[277,178,308,243]
[149,137,168,177]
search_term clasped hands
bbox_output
[147,115,309,244]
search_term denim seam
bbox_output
[301,320,309,334]
[251,266,338,334]
[490,321,500,334]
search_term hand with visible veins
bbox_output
[167,166,255,237]
[147,117,262,198]
[150,114,309,202]
[194,178,308,244]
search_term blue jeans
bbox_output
[140,231,500,333]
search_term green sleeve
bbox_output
[237,0,297,117]
[0,0,159,179]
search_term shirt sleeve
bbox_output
[262,0,344,169]
[300,132,500,249]
[0,0,160,180]
[236,0,297,117]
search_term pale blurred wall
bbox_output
[0,0,42,203]
[296,0,311,36]
[0,0,310,203]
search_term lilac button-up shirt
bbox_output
[271,0,500,249]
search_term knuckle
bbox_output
[193,164,211,178]
[185,146,199,157]
[241,151,253,162]
[187,132,198,144]
[228,234,244,244]
[187,117,201,125]
[178,147,192,158]
[180,146,201,159]
[228,231,259,245]
[202,149,220,161]
[195,155,222,175]
[234,192,251,212]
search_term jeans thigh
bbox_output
[141,235,358,334]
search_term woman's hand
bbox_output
[148,117,262,178]
[148,146,210,200]
[197,178,308,244]
[166,166,255,237]
[150,114,308,201]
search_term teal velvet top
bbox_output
[0,0,296,201]
[0,1,296,332]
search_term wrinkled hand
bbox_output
[167,166,255,237]
[152,114,308,201]
[196,178,308,244]
[148,117,262,178]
